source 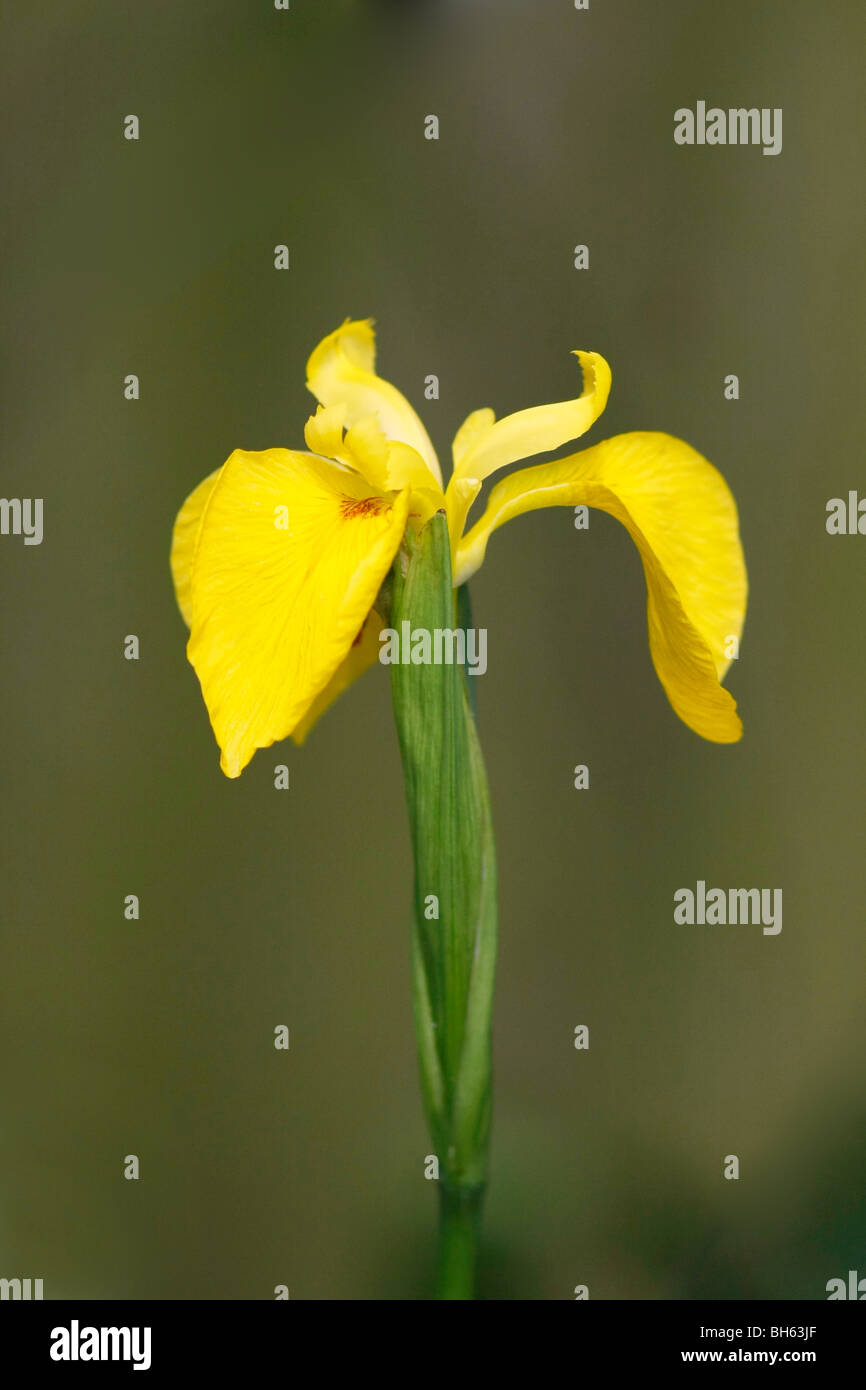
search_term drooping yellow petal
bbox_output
[449,350,611,485]
[306,319,443,489]
[455,431,747,743]
[170,467,223,626]
[291,607,385,745]
[185,448,409,777]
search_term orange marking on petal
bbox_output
[339,495,391,520]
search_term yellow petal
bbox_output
[304,402,441,504]
[303,402,351,469]
[306,319,443,489]
[170,467,223,626]
[452,407,495,470]
[185,448,409,776]
[444,476,481,572]
[304,403,392,489]
[449,350,611,484]
[291,607,385,745]
[455,431,747,743]
[382,442,446,501]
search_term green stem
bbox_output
[389,512,498,1300]
[437,1183,484,1300]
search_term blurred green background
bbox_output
[1,0,864,1299]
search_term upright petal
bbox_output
[306,319,442,488]
[304,402,443,507]
[452,407,495,470]
[444,476,482,571]
[186,448,409,776]
[449,350,611,485]
[455,432,747,743]
[303,402,352,470]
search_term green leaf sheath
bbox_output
[389,512,499,1298]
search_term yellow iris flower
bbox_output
[171,319,747,777]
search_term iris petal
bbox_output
[306,319,443,489]
[449,350,611,485]
[180,448,408,776]
[454,431,747,743]
[291,608,386,745]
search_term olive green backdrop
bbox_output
[1,0,864,1299]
